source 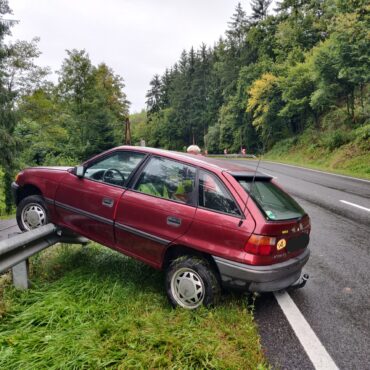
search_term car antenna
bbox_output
[238,136,268,227]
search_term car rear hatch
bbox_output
[232,174,310,265]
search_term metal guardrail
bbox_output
[0,224,89,289]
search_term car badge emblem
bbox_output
[277,239,287,250]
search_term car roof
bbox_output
[114,146,272,179]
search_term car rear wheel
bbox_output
[165,256,221,309]
[16,195,50,231]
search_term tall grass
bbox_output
[0,244,267,369]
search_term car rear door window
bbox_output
[237,179,305,220]
[198,171,240,216]
[84,151,145,187]
[134,156,196,204]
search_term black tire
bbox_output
[165,255,221,309]
[16,195,50,231]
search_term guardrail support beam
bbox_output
[1,224,90,290]
[12,259,30,289]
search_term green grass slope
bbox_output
[0,244,267,370]
[265,124,370,180]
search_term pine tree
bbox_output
[160,68,172,108]
[275,0,310,20]
[250,0,272,22]
[225,3,249,48]
[145,74,162,116]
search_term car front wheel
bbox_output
[16,195,50,231]
[165,256,221,309]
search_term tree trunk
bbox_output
[350,89,355,123]
[346,95,350,117]
[358,84,363,112]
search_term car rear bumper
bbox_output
[212,248,310,292]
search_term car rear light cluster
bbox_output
[245,234,277,256]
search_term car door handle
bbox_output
[102,197,114,208]
[167,216,181,227]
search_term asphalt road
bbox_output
[230,160,370,370]
[0,218,19,241]
[1,161,369,369]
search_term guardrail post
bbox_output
[6,231,30,289]
[12,259,30,289]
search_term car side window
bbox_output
[198,171,240,216]
[134,157,196,204]
[84,151,145,187]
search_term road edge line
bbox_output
[274,291,339,370]
[340,200,370,213]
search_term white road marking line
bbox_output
[260,171,277,179]
[274,291,339,370]
[235,162,278,179]
[262,161,370,184]
[340,200,370,212]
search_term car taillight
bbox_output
[245,234,277,256]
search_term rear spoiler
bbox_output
[228,171,273,180]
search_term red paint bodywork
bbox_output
[15,146,311,271]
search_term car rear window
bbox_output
[237,178,305,221]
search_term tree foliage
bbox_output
[0,1,130,213]
[143,1,369,153]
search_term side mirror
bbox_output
[75,166,85,178]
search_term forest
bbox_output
[140,0,369,154]
[1,0,369,215]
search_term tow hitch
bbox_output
[288,273,309,291]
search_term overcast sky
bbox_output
[8,0,254,113]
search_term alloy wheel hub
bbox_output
[22,204,46,230]
[171,268,204,308]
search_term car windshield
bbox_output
[237,178,305,221]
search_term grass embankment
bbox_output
[265,124,370,180]
[0,244,267,369]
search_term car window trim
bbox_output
[197,205,244,219]
[126,153,152,189]
[125,152,150,187]
[82,150,148,190]
[129,154,198,208]
[197,169,245,219]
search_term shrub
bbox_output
[321,130,353,151]
[354,123,370,145]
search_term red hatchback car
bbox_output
[12,146,310,309]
